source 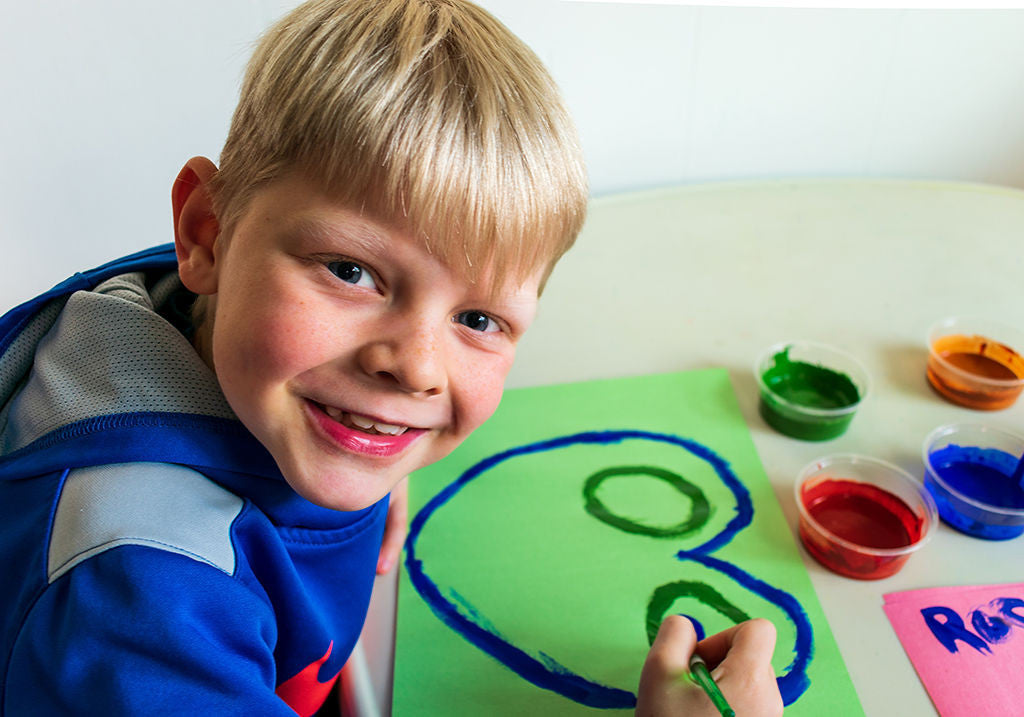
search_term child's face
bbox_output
[201,174,542,511]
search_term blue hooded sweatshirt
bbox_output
[0,245,388,715]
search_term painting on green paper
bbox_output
[394,369,863,715]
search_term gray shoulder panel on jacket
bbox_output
[47,462,244,583]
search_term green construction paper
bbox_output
[394,369,863,715]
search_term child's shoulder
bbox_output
[0,244,177,353]
[48,461,244,583]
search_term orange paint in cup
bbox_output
[926,319,1024,410]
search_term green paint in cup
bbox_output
[756,342,868,441]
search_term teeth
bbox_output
[321,405,408,436]
[374,421,404,436]
[349,413,375,430]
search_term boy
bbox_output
[0,0,780,714]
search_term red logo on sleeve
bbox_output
[275,641,341,716]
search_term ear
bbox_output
[172,156,221,295]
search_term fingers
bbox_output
[646,615,700,677]
[636,617,783,717]
[376,476,409,574]
[704,619,783,717]
[694,617,777,671]
[636,615,699,716]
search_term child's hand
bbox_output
[636,615,783,717]
[376,476,408,574]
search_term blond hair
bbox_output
[210,0,588,292]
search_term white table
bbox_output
[342,179,1024,717]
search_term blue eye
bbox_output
[327,260,377,289]
[455,310,499,333]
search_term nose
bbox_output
[356,322,447,397]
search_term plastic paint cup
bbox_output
[795,455,937,580]
[926,317,1024,410]
[922,423,1024,540]
[755,341,869,441]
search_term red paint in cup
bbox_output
[795,455,937,580]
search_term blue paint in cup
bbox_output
[923,424,1024,540]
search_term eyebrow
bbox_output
[285,214,392,254]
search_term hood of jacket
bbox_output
[0,244,377,529]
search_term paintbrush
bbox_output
[689,652,735,717]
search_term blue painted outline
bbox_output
[674,553,813,706]
[408,430,753,556]
[405,429,813,708]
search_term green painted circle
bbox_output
[645,580,751,646]
[582,465,710,538]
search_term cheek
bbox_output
[212,292,337,397]
[455,354,515,433]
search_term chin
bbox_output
[286,469,394,512]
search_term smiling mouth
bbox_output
[315,403,409,436]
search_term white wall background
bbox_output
[3,0,1024,309]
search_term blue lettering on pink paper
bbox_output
[922,607,992,654]
[971,610,1011,644]
[993,597,1024,628]
[923,598,1024,654]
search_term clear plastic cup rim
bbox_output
[927,317,1024,389]
[795,453,938,557]
[755,341,870,419]
[922,423,1024,519]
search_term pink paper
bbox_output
[883,583,1024,716]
